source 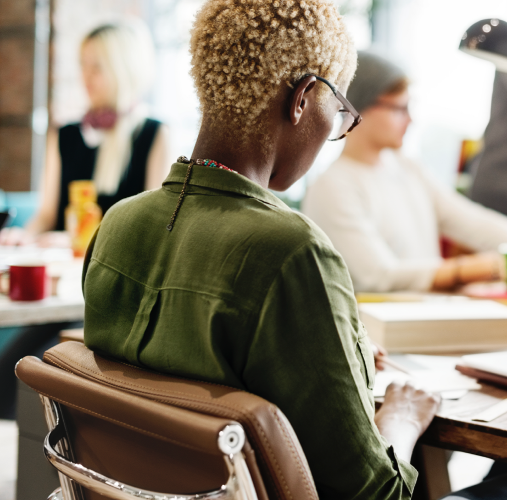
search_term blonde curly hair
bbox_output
[190,0,356,133]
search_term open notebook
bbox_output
[373,369,481,399]
[373,355,481,399]
[456,351,507,389]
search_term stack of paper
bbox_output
[359,300,507,353]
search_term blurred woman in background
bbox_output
[0,20,170,246]
[303,51,507,293]
[0,19,170,419]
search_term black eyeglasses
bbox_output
[299,74,362,141]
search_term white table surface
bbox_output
[0,294,84,327]
[0,245,85,327]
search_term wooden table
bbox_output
[376,385,507,500]
[420,383,507,461]
[376,353,507,499]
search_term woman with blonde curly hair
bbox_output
[81,1,445,498]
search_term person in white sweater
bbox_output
[303,51,507,293]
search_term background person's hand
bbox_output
[460,251,505,283]
[433,251,505,289]
[0,227,34,246]
[35,231,71,248]
[374,382,441,462]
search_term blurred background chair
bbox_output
[15,341,319,500]
[0,191,39,228]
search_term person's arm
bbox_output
[432,252,504,290]
[410,162,506,288]
[420,160,507,251]
[0,128,61,245]
[82,225,100,293]
[303,175,440,292]
[144,124,171,191]
[243,240,438,498]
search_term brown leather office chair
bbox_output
[15,341,319,500]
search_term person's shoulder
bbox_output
[389,150,425,174]
[257,207,350,281]
[246,200,337,257]
[141,118,163,135]
[59,122,81,131]
[389,150,439,188]
[302,156,366,215]
[58,122,81,137]
[144,118,162,127]
[102,188,161,220]
[309,155,366,192]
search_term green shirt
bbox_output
[83,162,417,499]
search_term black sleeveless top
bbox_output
[56,118,161,230]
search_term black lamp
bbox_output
[460,19,507,73]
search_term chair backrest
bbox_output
[16,341,319,500]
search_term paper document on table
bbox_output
[472,398,507,422]
[373,370,481,399]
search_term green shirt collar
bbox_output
[163,162,288,210]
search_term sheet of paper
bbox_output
[373,369,481,399]
[472,398,507,422]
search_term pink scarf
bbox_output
[82,108,118,129]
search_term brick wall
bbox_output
[0,0,151,191]
[0,0,36,191]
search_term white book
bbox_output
[359,299,507,354]
[460,351,507,378]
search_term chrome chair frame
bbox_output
[41,396,258,500]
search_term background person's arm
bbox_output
[432,252,504,289]
[0,128,61,245]
[412,161,507,288]
[420,160,507,251]
[243,240,438,498]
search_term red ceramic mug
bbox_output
[9,263,49,301]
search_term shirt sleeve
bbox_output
[303,175,440,292]
[242,240,417,499]
[416,164,507,251]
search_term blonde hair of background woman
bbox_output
[83,20,156,195]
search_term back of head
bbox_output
[346,51,407,113]
[189,0,357,136]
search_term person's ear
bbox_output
[289,76,317,126]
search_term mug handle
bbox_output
[0,269,9,295]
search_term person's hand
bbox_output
[433,252,504,290]
[461,252,505,283]
[369,341,387,371]
[35,231,71,248]
[0,227,34,246]
[377,382,441,435]
[374,382,441,462]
